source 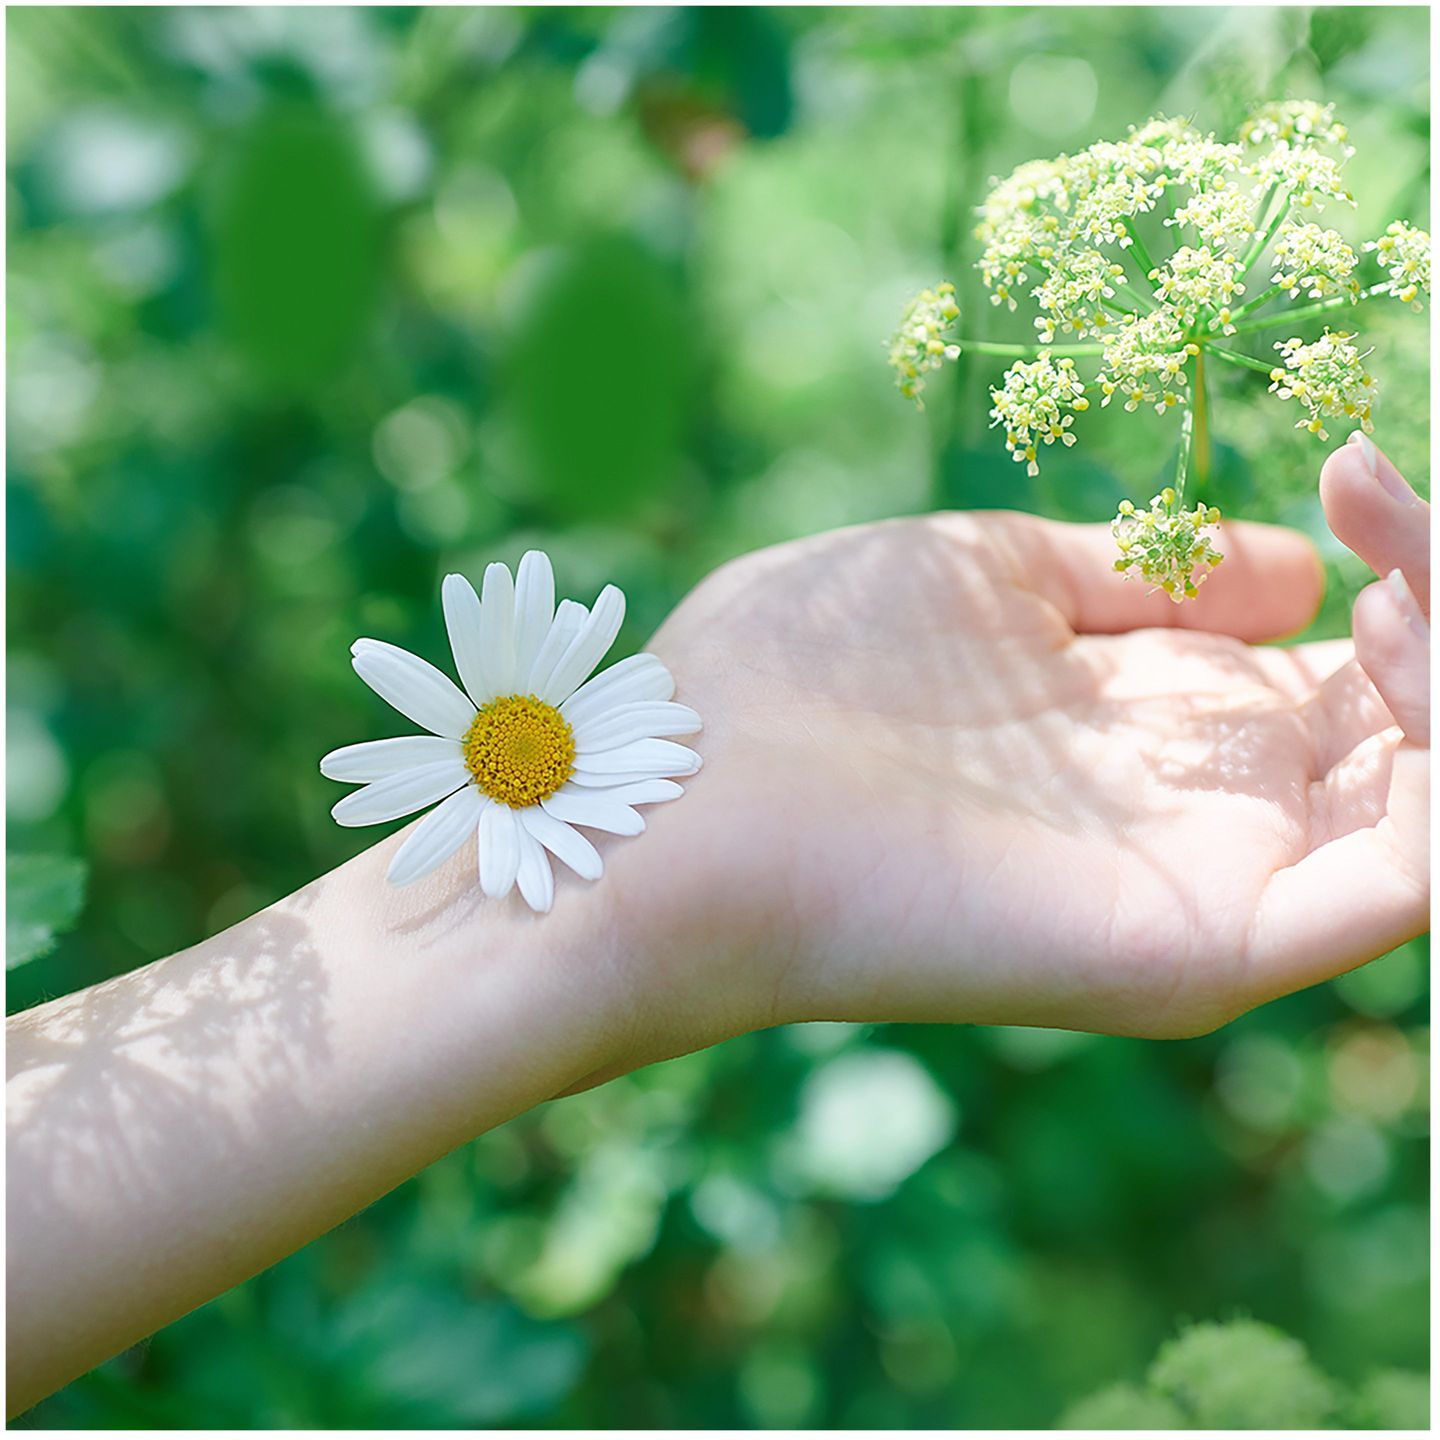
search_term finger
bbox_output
[991,513,1324,640]
[1300,658,1392,773]
[1319,434,1429,612]
[1250,637,1353,702]
[1353,571,1430,745]
[1244,743,1428,1005]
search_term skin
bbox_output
[7,437,1428,1415]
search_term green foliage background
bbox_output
[7,5,1429,1428]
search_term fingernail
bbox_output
[1348,430,1416,506]
[1385,568,1429,639]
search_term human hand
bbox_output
[607,437,1428,1063]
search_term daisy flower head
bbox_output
[888,282,961,405]
[321,551,702,913]
[1365,222,1431,312]
[1268,329,1377,441]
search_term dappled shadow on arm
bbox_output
[7,891,330,1257]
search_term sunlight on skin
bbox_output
[6,440,1428,1415]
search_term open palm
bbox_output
[631,441,1428,1046]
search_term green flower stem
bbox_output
[1116,280,1158,312]
[953,338,1106,357]
[1191,347,1211,493]
[1236,183,1287,280]
[1228,283,1285,323]
[1126,231,1161,287]
[1206,342,1279,376]
[1173,402,1195,505]
[1227,284,1388,335]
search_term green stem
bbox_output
[1174,403,1195,506]
[1228,282,1285,323]
[1116,280,1158,312]
[1126,229,1160,287]
[1236,183,1287,280]
[1226,284,1386,335]
[954,338,1106,357]
[1206,342,1279,377]
[1191,348,1210,495]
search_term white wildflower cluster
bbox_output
[1238,100,1352,153]
[1269,329,1377,440]
[1270,221,1359,300]
[1166,187,1256,254]
[1097,310,1199,413]
[1149,246,1246,330]
[889,97,1426,520]
[1365,221,1431,311]
[1250,145,1353,211]
[988,354,1088,477]
[1033,249,1126,342]
[1111,490,1224,601]
[887,282,961,404]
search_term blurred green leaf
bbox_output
[7,854,87,969]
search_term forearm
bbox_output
[6,832,634,1415]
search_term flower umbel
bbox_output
[321,551,702,912]
[1111,490,1224,602]
[1268,329,1377,441]
[1365,221,1431,311]
[888,282,961,404]
[989,354,1087,477]
[888,97,1426,598]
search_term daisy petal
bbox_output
[352,638,476,739]
[479,562,517,696]
[386,785,484,886]
[560,654,675,729]
[539,584,626,706]
[581,778,684,806]
[572,701,703,753]
[512,550,555,686]
[331,761,469,827]
[541,788,646,836]
[442,573,491,707]
[567,769,678,788]
[478,800,520,899]
[521,807,603,881]
[320,735,464,783]
[570,738,701,778]
[526,599,588,696]
[514,824,555,914]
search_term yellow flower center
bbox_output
[462,694,575,808]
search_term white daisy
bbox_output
[320,550,701,913]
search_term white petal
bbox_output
[352,639,476,739]
[520,807,603,881]
[478,799,520,899]
[331,761,469,827]
[538,584,626,705]
[567,769,678,788]
[526,599,588,696]
[582,778,684,806]
[512,550,555,686]
[560,654,675,729]
[479,562,517,696]
[386,785,483,886]
[442,574,491,707]
[541,787,646,836]
[320,735,463,782]
[570,738,701,778]
[514,824,555,914]
[572,702,702,753]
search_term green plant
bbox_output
[891,100,1430,600]
[1059,1318,1428,1430]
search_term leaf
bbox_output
[7,854,87,969]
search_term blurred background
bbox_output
[6,4,1430,1428]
